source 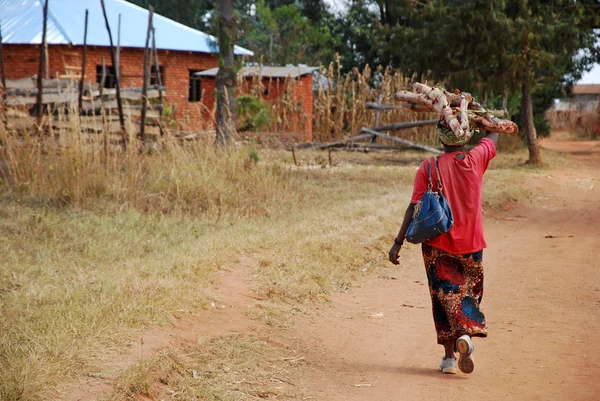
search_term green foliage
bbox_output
[237,94,273,132]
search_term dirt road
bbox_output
[290,145,600,401]
[65,142,600,401]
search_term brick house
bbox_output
[196,66,318,141]
[0,0,253,128]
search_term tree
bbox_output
[215,0,238,145]
[375,0,599,166]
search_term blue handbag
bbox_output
[405,157,454,244]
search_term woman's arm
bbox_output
[388,202,416,265]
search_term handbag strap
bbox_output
[434,156,445,193]
[427,159,433,189]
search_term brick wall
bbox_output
[2,44,217,129]
[2,44,314,141]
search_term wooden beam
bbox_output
[365,102,399,111]
[37,0,49,127]
[371,94,383,144]
[367,119,438,132]
[100,0,127,148]
[0,22,7,121]
[151,27,163,104]
[297,133,375,150]
[140,5,154,141]
[360,127,442,154]
[116,13,121,83]
[78,9,89,113]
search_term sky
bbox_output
[578,64,600,84]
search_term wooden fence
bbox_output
[2,76,165,144]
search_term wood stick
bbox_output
[299,133,375,150]
[100,0,127,148]
[140,5,154,141]
[360,128,442,154]
[151,27,163,104]
[37,0,49,127]
[367,119,437,132]
[78,9,89,113]
[116,13,121,83]
[371,93,383,144]
[0,22,7,121]
[365,102,398,111]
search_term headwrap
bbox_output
[436,118,476,146]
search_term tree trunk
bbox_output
[215,0,237,146]
[521,76,542,166]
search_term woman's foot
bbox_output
[439,356,458,374]
[456,335,475,373]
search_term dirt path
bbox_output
[65,141,600,401]
[287,145,600,401]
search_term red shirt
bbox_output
[410,138,496,254]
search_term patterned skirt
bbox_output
[422,244,488,344]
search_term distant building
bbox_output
[0,0,253,128]
[553,84,600,112]
[196,66,318,141]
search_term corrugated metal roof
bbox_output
[0,0,253,56]
[572,84,600,95]
[195,66,319,78]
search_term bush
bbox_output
[236,95,273,132]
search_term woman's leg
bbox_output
[443,340,455,359]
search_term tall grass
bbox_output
[546,109,599,138]
[312,60,439,144]
[0,120,294,219]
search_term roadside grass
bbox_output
[0,133,561,400]
[107,334,304,401]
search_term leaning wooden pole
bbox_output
[37,0,49,128]
[140,5,153,141]
[360,127,442,154]
[151,27,163,104]
[78,9,89,114]
[0,23,8,120]
[100,0,127,148]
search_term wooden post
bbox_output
[116,13,121,83]
[37,0,49,127]
[78,9,89,114]
[100,57,108,158]
[360,127,442,154]
[371,93,383,144]
[291,145,298,166]
[140,6,154,141]
[151,27,163,104]
[100,0,127,148]
[0,23,7,119]
[328,147,332,166]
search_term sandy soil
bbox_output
[66,140,600,401]
[289,141,600,401]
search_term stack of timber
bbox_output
[3,76,166,140]
[395,82,518,139]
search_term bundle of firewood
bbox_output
[395,83,518,141]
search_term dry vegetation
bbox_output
[107,335,305,401]
[0,114,570,400]
[546,109,599,139]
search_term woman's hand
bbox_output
[388,243,402,265]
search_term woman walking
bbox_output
[388,127,499,374]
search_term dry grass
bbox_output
[312,61,439,144]
[0,118,563,399]
[107,334,304,401]
[546,109,599,139]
